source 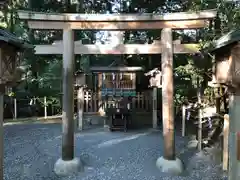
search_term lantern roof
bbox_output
[74,69,84,75]
[212,30,240,52]
[144,68,161,77]
[0,28,33,50]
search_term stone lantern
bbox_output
[74,70,86,130]
[144,68,162,129]
[144,68,162,88]
[0,28,32,178]
[74,69,86,87]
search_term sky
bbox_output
[95,0,126,45]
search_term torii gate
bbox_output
[18,9,216,176]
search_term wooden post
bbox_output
[44,96,47,119]
[62,28,75,161]
[197,78,202,151]
[137,92,140,109]
[14,98,17,119]
[223,114,229,171]
[149,55,152,68]
[85,91,89,113]
[77,87,84,130]
[161,28,175,160]
[0,48,3,180]
[182,105,186,137]
[228,90,240,180]
[216,87,221,114]
[0,87,3,180]
[153,87,158,129]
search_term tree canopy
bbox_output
[1,0,239,109]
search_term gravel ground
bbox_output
[4,123,227,180]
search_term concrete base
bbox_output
[156,156,183,175]
[54,157,83,176]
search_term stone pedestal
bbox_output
[54,158,83,176]
[156,156,183,175]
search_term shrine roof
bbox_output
[212,30,240,52]
[0,28,33,50]
[90,58,144,72]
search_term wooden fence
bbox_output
[83,91,152,113]
[9,91,152,119]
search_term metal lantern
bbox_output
[0,29,32,87]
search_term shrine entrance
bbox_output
[18,9,216,176]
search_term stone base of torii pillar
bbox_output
[156,157,183,175]
[54,158,83,176]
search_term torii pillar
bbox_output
[54,28,83,175]
[156,28,183,175]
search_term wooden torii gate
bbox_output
[18,10,217,176]
[34,39,198,131]
[34,39,199,132]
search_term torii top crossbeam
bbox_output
[18,9,216,21]
[18,9,217,30]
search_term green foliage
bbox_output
[0,0,239,112]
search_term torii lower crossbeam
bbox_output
[34,42,199,55]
